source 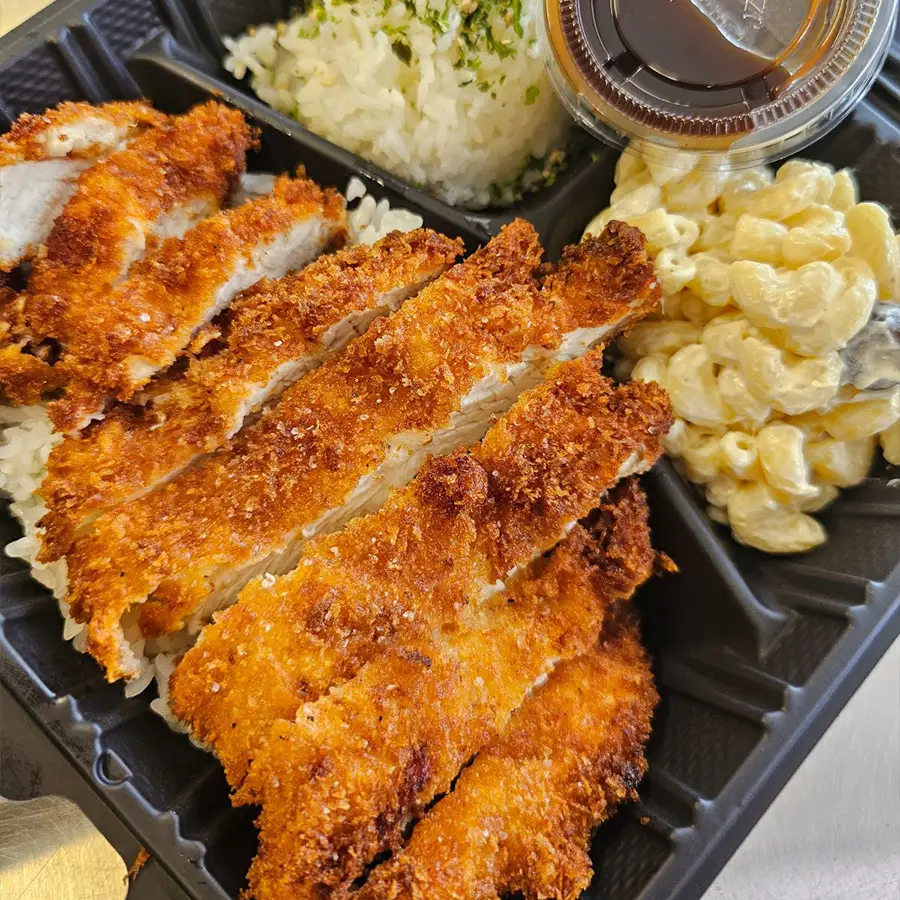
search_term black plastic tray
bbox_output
[1,3,899,899]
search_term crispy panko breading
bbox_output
[0,101,167,273]
[38,229,462,557]
[66,220,659,683]
[65,219,543,677]
[0,280,59,404]
[0,102,255,404]
[0,277,22,342]
[239,481,658,900]
[355,609,657,900]
[27,101,254,341]
[45,172,347,431]
[169,355,671,789]
[0,342,60,406]
[0,101,166,165]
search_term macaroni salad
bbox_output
[586,153,900,554]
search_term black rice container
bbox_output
[1,3,899,899]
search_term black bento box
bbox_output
[1,3,899,899]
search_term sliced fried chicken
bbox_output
[356,609,657,900]
[239,481,658,900]
[45,172,347,431]
[0,100,166,165]
[169,355,671,790]
[0,101,167,272]
[0,102,255,405]
[38,229,460,556]
[64,221,659,684]
[63,219,544,677]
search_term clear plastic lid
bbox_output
[543,0,899,167]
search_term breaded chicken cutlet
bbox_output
[0,97,672,900]
[45,172,347,431]
[238,481,660,900]
[38,229,463,557]
[0,102,255,407]
[355,608,658,900]
[169,351,672,790]
[64,221,660,684]
[0,100,165,166]
[0,101,167,273]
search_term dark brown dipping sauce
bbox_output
[612,0,791,95]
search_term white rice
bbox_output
[346,176,424,244]
[0,176,422,694]
[0,405,71,622]
[224,0,568,208]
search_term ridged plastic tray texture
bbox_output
[1,3,899,900]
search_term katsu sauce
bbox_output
[612,0,791,94]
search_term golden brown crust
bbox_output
[239,482,656,900]
[168,354,670,790]
[67,221,662,683]
[538,220,661,326]
[355,609,657,900]
[44,173,346,431]
[0,276,21,340]
[16,102,255,402]
[38,228,461,557]
[0,283,58,404]
[0,342,61,405]
[0,283,50,404]
[65,220,545,672]
[0,101,166,165]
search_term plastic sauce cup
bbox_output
[542,0,899,167]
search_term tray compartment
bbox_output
[0,4,898,900]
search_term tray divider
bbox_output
[656,659,778,725]
[156,0,219,61]
[78,14,143,97]
[55,26,113,101]
[651,464,791,656]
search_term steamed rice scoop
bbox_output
[224,0,569,208]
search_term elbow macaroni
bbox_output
[807,437,877,487]
[587,151,900,554]
[880,421,900,466]
[781,205,851,266]
[756,423,817,498]
[737,336,843,416]
[731,215,786,264]
[845,202,900,302]
[618,320,702,359]
[717,366,772,430]
[718,431,758,479]
[666,344,731,428]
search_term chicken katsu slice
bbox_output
[38,229,460,557]
[169,355,671,788]
[356,609,657,900]
[44,173,347,432]
[240,482,658,900]
[65,220,660,684]
[1,102,255,405]
[0,101,167,272]
[0,101,166,165]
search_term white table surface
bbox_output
[1,3,899,897]
[705,636,900,900]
